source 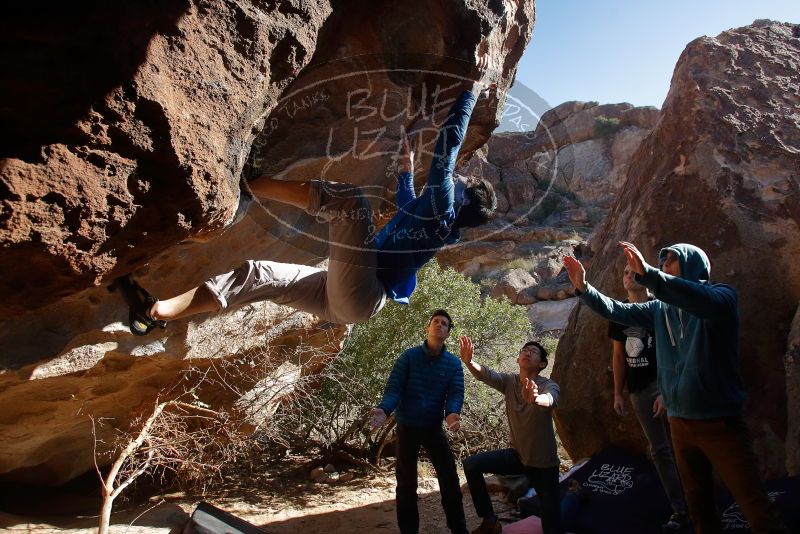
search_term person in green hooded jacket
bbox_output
[563,242,787,534]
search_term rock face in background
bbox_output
[436,100,656,335]
[526,298,578,333]
[476,100,657,214]
[552,20,800,477]
[0,0,332,318]
[443,99,657,279]
[0,0,536,485]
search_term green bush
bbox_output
[284,260,532,460]
[528,193,565,224]
[594,115,623,137]
[529,174,581,225]
[538,334,560,363]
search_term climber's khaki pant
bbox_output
[204,181,386,324]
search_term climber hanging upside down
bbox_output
[116,53,498,335]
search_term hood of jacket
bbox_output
[659,243,710,283]
[658,243,711,348]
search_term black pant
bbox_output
[395,423,467,534]
[463,448,562,534]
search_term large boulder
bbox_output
[490,268,538,303]
[437,239,519,276]
[0,0,332,318]
[552,20,800,477]
[0,303,348,485]
[485,101,658,168]
[469,101,656,224]
[0,0,534,320]
[0,0,537,485]
[527,298,578,333]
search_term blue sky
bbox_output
[512,0,800,110]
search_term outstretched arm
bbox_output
[523,378,559,408]
[459,335,484,379]
[444,365,465,430]
[563,255,588,293]
[459,335,504,392]
[564,255,655,329]
[620,241,737,320]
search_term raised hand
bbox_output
[563,256,587,293]
[396,134,414,174]
[471,48,497,97]
[459,335,474,364]
[619,241,648,277]
[522,377,539,403]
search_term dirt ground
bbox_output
[0,454,527,534]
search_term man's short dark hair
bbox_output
[429,309,453,331]
[522,340,548,367]
[454,178,496,228]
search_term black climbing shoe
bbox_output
[112,275,166,336]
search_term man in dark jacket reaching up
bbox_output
[371,309,467,534]
[564,242,787,534]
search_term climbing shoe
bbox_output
[112,275,166,336]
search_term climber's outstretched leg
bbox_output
[117,177,384,335]
[151,285,219,322]
[248,176,310,209]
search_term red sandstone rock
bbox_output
[0,0,536,485]
[490,268,538,302]
[0,0,332,318]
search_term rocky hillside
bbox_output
[0,0,535,485]
[552,20,800,477]
[447,100,659,274]
[438,100,658,332]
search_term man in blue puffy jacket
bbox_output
[371,309,467,534]
[564,242,787,534]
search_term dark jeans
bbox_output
[463,448,562,534]
[670,416,788,534]
[396,424,467,534]
[629,381,687,514]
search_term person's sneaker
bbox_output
[662,512,690,532]
[471,516,502,534]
